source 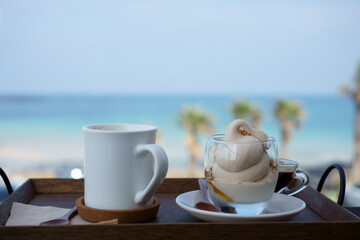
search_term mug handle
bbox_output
[133,144,168,206]
[277,170,310,196]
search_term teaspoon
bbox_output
[39,206,77,226]
[195,178,220,212]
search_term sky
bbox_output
[0,0,360,95]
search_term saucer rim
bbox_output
[175,190,306,219]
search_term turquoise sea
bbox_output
[0,94,354,176]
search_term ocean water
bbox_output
[0,94,354,175]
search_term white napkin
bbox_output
[6,202,92,226]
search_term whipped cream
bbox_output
[208,119,278,204]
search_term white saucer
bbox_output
[175,190,306,222]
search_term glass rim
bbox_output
[278,158,299,167]
[207,134,276,144]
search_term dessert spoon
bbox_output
[39,206,77,226]
[195,178,220,212]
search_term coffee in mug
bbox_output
[276,158,309,195]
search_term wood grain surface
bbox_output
[1,222,359,240]
[0,180,35,225]
[295,186,359,221]
[0,178,359,240]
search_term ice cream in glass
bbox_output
[204,119,279,214]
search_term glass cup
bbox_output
[275,158,309,196]
[204,134,279,215]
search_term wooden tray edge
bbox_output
[296,187,360,221]
[1,178,359,227]
[1,222,360,240]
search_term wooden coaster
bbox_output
[76,196,160,223]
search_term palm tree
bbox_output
[274,100,306,158]
[340,61,360,183]
[178,106,214,176]
[230,100,262,129]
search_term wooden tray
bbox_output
[0,178,359,240]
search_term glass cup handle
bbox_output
[133,144,168,206]
[277,170,310,196]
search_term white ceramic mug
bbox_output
[83,123,168,210]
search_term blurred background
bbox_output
[1,0,360,206]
